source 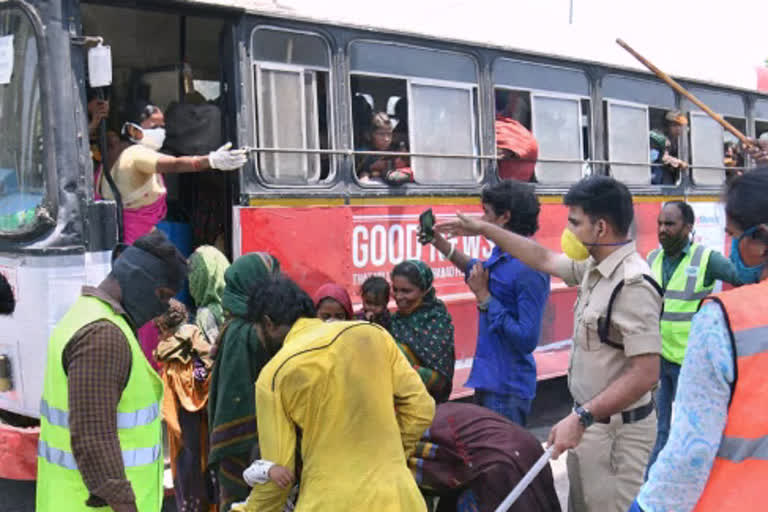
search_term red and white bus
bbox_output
[1,0,767,492]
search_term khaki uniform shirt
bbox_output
[556,242,662,411]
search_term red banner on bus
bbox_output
[239,203,569,302]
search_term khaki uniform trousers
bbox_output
[567,410,656,512]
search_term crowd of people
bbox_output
[32,87,768,512]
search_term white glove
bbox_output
[243,459,275,487]
[208,142,248,171]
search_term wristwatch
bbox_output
[574,405,595,429]
[476,296,491,312]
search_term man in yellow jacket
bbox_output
[234,275,435,512]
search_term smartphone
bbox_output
[419,208,436,245]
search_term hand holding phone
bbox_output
[418,208,436,245]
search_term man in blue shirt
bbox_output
[424,182,550,425]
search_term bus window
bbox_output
[350,75,408,183]
[648,108,686,186]
[410,82,477,183]
[493,89,535,182]
[492,57,590,185]
[581,99,592,170]
[689,112,725,186]
[756,120,768,140]
[756,120,768,148]
[349,41,479,186]
[0,6,45,232]
[530,93,585,184]
[723,117,746,181]
[494,89,589,184]
[605,100,651,185]
[251,28,332,185]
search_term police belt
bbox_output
[575,400,655,425]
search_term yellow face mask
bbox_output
[561,228,590,261]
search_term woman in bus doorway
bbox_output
[390,260,456,402]
[97,100,247,244]
[97,101,246,369]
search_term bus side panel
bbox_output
[236,200,664,397]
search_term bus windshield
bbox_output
[0,6,44,232]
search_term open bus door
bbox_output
[0,1,244,506]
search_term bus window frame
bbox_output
[753,117,768,170]
[492,57,591,97]
[494,87,590,185]
[348,69,484,187]
[604,98,652,186]
[689,110,727,188]
[347,38,486,189]
[754,118,768,139]
[0,1,58,241]
[253,61,323,183]
[406,76,481,184]
[248,25,336,190]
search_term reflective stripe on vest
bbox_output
[37,439,161,470]
[40,399,159,429]
[663,245,709,301]
[717,435,768,463]
[692,283,768,512]
[712,324,768,465]
[661,311,697,322]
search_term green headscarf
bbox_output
[208,252,281,467]
[188,246,229,338]
[391,260,455,400]
[220,252,280,317]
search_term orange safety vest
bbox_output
[693,279,768,512]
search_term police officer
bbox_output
[645,201,743,475]
[437,176,662,512]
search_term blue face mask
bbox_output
[730,226,766,285]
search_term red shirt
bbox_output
[495,115,538,182]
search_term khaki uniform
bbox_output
[555,242,662,512]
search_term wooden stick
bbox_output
[616,38,755,149]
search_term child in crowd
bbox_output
[356,276,392,331]
[313,283,353,322]
[153,299,214,512]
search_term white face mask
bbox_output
[127,123,166,151]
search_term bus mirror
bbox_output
[88,42,112,87]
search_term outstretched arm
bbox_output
[436,213,571,280]
[155,143,247,174]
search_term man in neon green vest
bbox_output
[37,231,187,512]
[645,201,742,475]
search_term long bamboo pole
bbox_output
[616,38,755,149]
